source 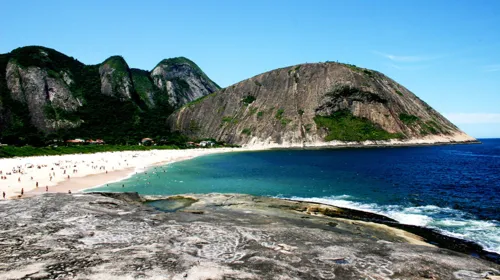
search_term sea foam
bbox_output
[287,195,500,254]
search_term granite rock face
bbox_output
[98,56,134,100]
[167,63,476,146]
[0,46,219,141]
[151,57,220,108]
[5,59,81,133]
[0,193,498,280]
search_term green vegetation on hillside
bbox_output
[9,46,83,73]
[0,49,55,146]
[0,46,218,147]
[241,128,252,135]
[420,120,447,136]
[275,108,284,119]
[185,92,216,108]
[130,68,156,107]
[399,113,420,125]
[314,110,403,141]
[222,116,238,124]
[274,109,291,125]
[102,56,128,72]
[342,63,375,77]
[242,95,256,105]
[326,85,387,104]
[248,107,258,115]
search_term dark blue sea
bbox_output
[90,139,500,253]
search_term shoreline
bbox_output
[0,138,481,199]
[1,147,253,199]
[243,132,480,149]
[26,168,135,196]
[1,141,498,264]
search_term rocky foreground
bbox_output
[0,193,499,280]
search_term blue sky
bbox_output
[1,0,499,137]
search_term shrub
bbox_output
[222,116,238,124]
[280,118,291,126]
[363,69,374,77]
[275,108,284,119]
[249,107,258,115]
[420,120,445,135]
[399,113,419,125]
[241,128,252,135]
[314,110,403,141]
[242,95,256,105]
[188,120,200,132]
[304,124,313,132]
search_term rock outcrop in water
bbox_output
[168,63,476,146]
[0,193,498,279]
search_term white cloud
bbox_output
[373,51,435,63]
[445,113,500,124]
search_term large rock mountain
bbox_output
[0,46,219,145]
[168,62,476,146]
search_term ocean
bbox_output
[90,139,500,254]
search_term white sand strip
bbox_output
[0,147,248,199]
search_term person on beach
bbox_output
[36,182,38,188]
[21,188,24,196]
[46,186,48,192]
[2,192,5,199]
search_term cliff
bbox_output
[151,57,219,108]
[0,46,219,145]
[168,62,476,147]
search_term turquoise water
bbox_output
[90,139,500,254]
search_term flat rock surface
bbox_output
[0,193,498,280]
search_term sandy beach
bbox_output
[0,147,246,199]
[0,134,477,200]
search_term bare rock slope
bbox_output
[0,193,498,280]
[168,62,476,146]
[151,57,220,108]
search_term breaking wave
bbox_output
[286,195,500,254]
